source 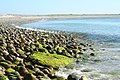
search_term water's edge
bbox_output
[21,18,120,80]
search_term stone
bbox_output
[5,68,16,75]
[67,73,80,80]
[29,52,73,68]
[19,66,29,76]
[79,75,88,80]
[34,68,45,76]
[0,62,10,69]
[0,75,9,80]
[23,73,37,80]
[43,69,49,74]
[90,53,96,56]
[9,76,18,80]
[0,56,5,61]
[56,76,66,80]
[0,71,5,76]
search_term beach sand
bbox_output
[1,14,120,24]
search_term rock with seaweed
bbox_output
[0,22,96,80]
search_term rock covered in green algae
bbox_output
[16,48,25,54]
[5,68,15,74]
[0,23,97,80]
[55,46,72,57]
[0,75,9,80]
[29,52,73,69]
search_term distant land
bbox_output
[1,14,120,19]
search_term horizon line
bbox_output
[1,13,120,16]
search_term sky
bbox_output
[0,0,120,14]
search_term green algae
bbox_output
[0,62,8,65]
[73,49,80,53]
[6,68,15,73]
[81,68,93,72]
[58,47,65,51]
[43,34,49,38]
[30,44,36,50]
[35,41,43,49]
[28,69,36,74]
[43,48,49,53]
[55,46,72,57]
[29,52,73,68]
[55,46,64,51]
[9,76,18,80]
[0,62,9,69]
[17,48,25,54]
[0,75,8,80]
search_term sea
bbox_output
[22,18,120,80]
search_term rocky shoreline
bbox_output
[0,16,96,80]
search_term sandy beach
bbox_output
[1,14,120,24]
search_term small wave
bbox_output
[12,24,57,33]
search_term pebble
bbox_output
[0,22,96,80]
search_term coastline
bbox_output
[0,14,97,80]
[0,14,120,80]
[1,14,120,23]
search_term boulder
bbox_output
[23,73,37,80]
[67,73,80,80]
[67,73,88,80]
[79,75,88,80]
[0,75,9,80]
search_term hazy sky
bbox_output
[0,0,120,14]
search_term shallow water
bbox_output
[55,46,120,80]
[22,18,120,35]
[23,18,120,45]
[22,18,120,80]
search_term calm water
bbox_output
[23,18,120,35]
[22,18,120,80]
[23,18,120,45]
